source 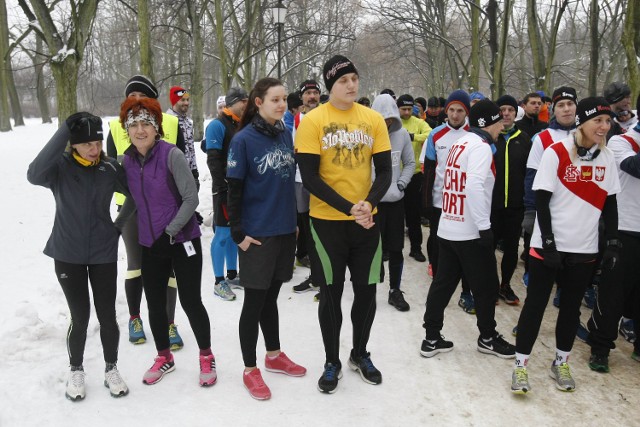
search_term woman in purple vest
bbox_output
[119,97,216,387]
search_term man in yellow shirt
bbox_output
[295,55,391,394]
[397,94,432,261]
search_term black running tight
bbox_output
[54,260,120,367]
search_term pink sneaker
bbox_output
[243,368,271,400]
[199,354,217,387]
[143,354,175,385]
[264,352,306,377]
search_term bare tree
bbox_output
[0,0,11,131]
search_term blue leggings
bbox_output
[210,226,238,278]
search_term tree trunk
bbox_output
[493,0,512,98]
[623,0,639,100]
[487,0,498,97]
[186,0,205,141]
[0,0,11,131]
[587,0,599,97]
[35,34,51,123]
[50,58,79,121]
[469,0,480,91]
[526,0,546,89]
[138,0,154,81]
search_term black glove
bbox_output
[66,112,99,131]
[195,211,204,225]
[541,234,563,269]
[151,232,173,256]
[478,229,494,251]
[602,238,622,270]
[409,133,415,141]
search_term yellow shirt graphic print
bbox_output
[295,102,391,220]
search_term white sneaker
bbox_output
[104,367,129,397]
[214,280,236,301]
[65,369,86,401]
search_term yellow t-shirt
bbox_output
[295,102,391,220]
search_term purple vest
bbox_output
[124,140,201,247]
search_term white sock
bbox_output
[554,349,570,365]
[515,353,529,368]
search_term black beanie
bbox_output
[124,75,158,99]
[380,88,395,99]
[551,86,577,110]
[469,99,502,128]
[496,95,518,111]
[323,55,358,93]
[603,82,631,104]
[287,92,302,110]
[397,94,414,108]
[575,97,615,126]
[415,97,427,111]
[427,96,439,107]
[299,80,321,96]
[69,113,104,145]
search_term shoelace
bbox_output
[324,364,338,380]
[151,356,169,371]
[106,369,125,386]
[200,356,215,373]
[132,318,143,333]
[359,355,376,373]
[169,324,178,339]
[249,370,267,388]
[514,368,528,384]
[70,371,85,387]
[556,363,572,380]
[218,281,233,295]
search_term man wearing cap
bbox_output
[291,80,322,295]
[205,87,249,302]
[167,86,199,189]
[425,96,444,129]
[216,96,226,116]
[106,75,186,349]
[522,86,578,288]
[421,89,475,314]
[587,95,640,373]
[492,95,532,305]
[397,93,432,262]
[284,92,303,132]
[604,82,637,137]
[295,55,391,393]
[516,92,549,140]
[420,99,516,360]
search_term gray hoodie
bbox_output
[372,94,415,202]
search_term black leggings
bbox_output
[491,207,524,287]
[54,260,119,367]
[239,281,283,367]
[141,238,211,352]
[516,254,595,355]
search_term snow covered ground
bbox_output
[1,119,638,427]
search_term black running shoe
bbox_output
[409,250,427,262]
[498,284,520,305]
[348,351,382,385]
[588,354,610,373]
[317,362,342,394]
[420,337,454,358]
[388,289,410,312]
[477,333,516,359]
[293,276,315,293]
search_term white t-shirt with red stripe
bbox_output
[531,137,621,253]
[526,127,573,170]
[437,132,495,241]
[423,123,470,209]
[608,127,640,233]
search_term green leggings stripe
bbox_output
[310,220,334,285]
[368,236,383,284]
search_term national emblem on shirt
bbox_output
[595,166,605,182]
[580,166,592,182]
[564,164,579,182]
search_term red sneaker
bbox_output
[264,352,307,377]
[243,368,271,400]
[427,264,433,278]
